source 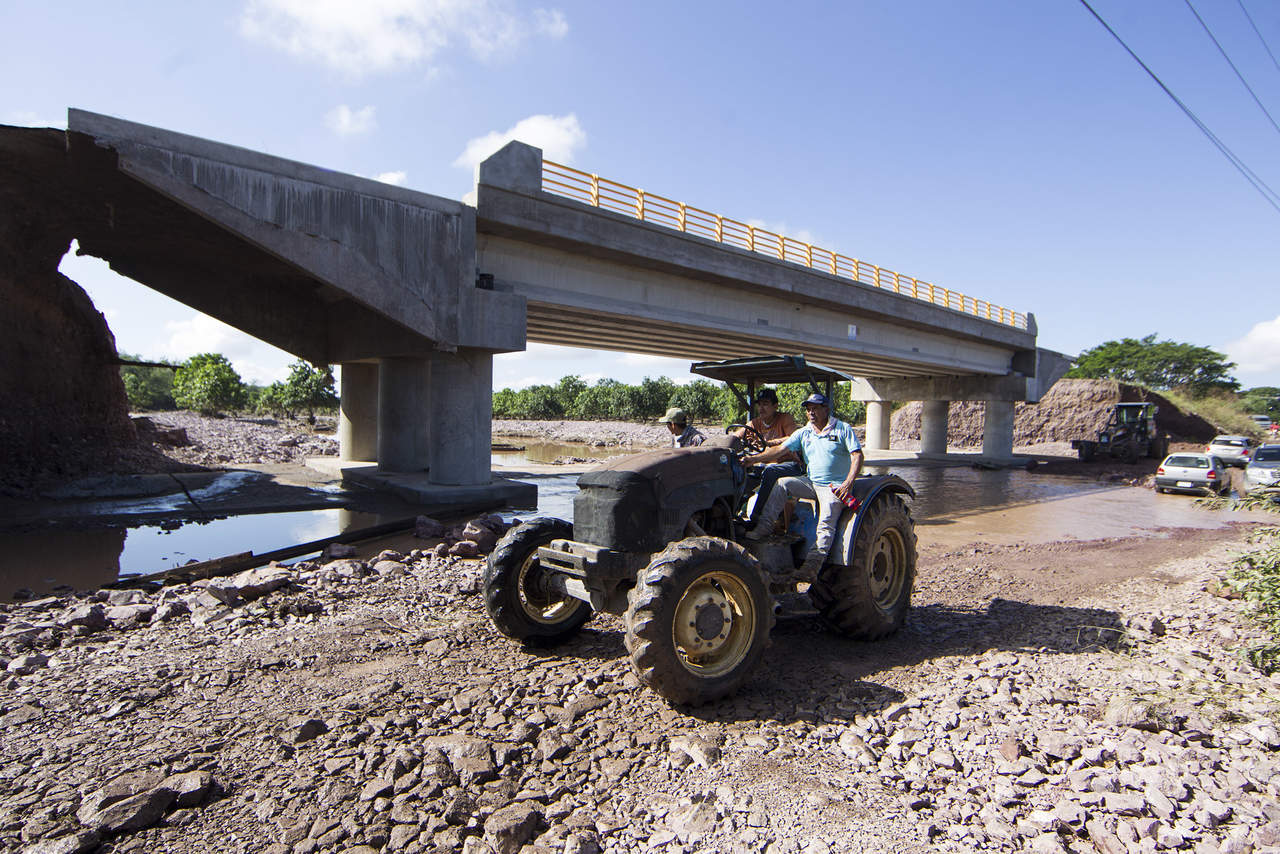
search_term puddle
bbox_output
[492,440,635,467]
[0,508,403,599]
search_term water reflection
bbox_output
[492,441,636,467]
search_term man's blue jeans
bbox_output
[748,460,805,524]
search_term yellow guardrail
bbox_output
[541,159,1027,330]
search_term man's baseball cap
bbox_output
[658,407,688,424]
[802,393,830,408]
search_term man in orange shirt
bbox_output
[736,387,803,526]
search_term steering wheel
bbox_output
[727,424,767,455]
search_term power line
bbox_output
[1076,0,1280,215]
[1185,0,1280,140]
[1235,0,1280,79]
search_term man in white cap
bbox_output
[743,392,862,572]
[659,407,705,448]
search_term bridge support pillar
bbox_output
[982,400,1016,460]
[428,348,493,486]
[865,401,892,451]
[339,363,379,462]
[377,356,430,473]
[920,400,949,456]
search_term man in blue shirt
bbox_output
[743,392,863,573]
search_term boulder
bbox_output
[484,803,542,854]
[414,516,446,539]
[57,604,107,631]
[225,565,291,599]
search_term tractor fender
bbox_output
[829,474,916,568]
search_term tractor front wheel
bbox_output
[624,537,773,705]
[809,494,917,639]
[484,518,592,644]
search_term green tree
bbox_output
[1242,387,1280,416]
[279,361,338,418]
[1066,334,1238,393]
[172,353,248,415]
[553,375,588,414]
[118,353,177,410]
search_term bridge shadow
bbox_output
[527,596,1124,724]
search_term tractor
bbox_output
[483,355,917,705]
[1072,402,1167,463]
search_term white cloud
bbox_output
[453,113,586,170]
[240,0,562,74]
[746,218,823,248]
[325,104,376,136]
[1225,314,1280,378]
[163,314,293,385]
[534,8,568,38]
[372,170,408,186]
[4,110,64,128]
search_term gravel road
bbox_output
[2,516,1278,853]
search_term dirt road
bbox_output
[2,495,1278,853]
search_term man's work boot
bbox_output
[797,551,826,575]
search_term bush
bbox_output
[1226,528,1280,673]
[119,354,177,411]
[172,353,248,415]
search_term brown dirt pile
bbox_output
[0,127,135,495]
[891,378,1217,448]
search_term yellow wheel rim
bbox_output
[671,570,757,677]
[517,552,579,625]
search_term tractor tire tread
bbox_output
[484,517,591,644]
[808,494,917,640]
[624,537,773,706]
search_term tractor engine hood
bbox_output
[574,436,740,553]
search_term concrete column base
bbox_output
[920,400,949,456]
[429,348,493,486]
[865,401,892,451]
[338,362,378,462]
[982,400,1016,459]
[377,356,430,473]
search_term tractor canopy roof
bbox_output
[689,355,853,387]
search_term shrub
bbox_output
[172,353,248,415]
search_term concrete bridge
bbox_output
[4,110,1067,501]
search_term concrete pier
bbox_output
[982,400,1016,460]
[377,357,429,473]
[428,349,494,486]
[338,363,378,462]
[865,401,892,451]
[920,400,949,456]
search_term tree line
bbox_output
[493,375,865,425]
[120,353,337,418]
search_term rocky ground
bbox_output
[137,413,340,468]
[492,421,670,450]
[2,516,1278,854]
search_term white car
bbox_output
[1246,444,1280,491]
[1206,435,1255,467]
[1155,453,1229,495]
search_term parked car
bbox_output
[1155,453,1228,495]
[1251,414,1273,430]
[1205,435,1255,467]
[1245,444,1280,491]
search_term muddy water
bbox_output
[0,508,397,599]
[492,441,635,467]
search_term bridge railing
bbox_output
[541,159,1027,330]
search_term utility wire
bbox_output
[1235,0,1280,78]
[1077,0,1280,215]
[1185,0,1280,140]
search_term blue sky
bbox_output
[4,0,1279,390]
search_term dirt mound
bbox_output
[890,378,1217,448]
[0,127,135,495]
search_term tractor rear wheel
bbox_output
[624,537,773,705]
[484,518,592,644]
[809,494,916,640]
